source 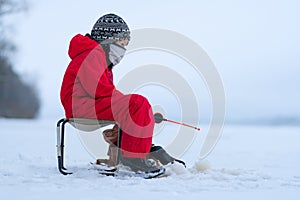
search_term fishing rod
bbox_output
[154,113,200,131]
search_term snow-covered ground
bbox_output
[0,119,299,199]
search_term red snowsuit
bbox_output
[60,34,154,158]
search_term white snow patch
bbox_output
[0,119,300,199]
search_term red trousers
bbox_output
[94,93,154,158]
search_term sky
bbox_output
[4,0,300,123]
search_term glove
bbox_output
[102,124,119,145]
[96,144,118,167]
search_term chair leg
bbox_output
[56,118,65,174]
[60,119,69,170]
[56,118,72,175]
[116,127,123,165]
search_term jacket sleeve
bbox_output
[77,49,123,99]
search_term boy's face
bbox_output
[108,39,128,66]
[115,39,129,48]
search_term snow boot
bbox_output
[149,145,186,167]
[120,157,165,177]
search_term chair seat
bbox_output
[67,118,116,132]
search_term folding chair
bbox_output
[56,118,122,175]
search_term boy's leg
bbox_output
[95,94,155,158]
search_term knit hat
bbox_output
[91,13,130,44]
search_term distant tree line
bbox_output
[0,0,40,118]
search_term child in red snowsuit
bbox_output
[60,14,163,174]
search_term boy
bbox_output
[60,13,164,176]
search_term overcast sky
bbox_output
[5,0,300,123]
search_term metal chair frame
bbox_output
[56,118,122,175]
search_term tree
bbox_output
[0,0,40,118]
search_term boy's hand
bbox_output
[102,124,119,145]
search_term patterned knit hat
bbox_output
[91,13,130,44]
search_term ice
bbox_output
[0,119,299,199]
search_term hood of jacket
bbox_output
[68,34,104,59]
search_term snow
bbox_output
[0,119,300,199]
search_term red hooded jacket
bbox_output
[60,34,123,118]
[60,34,154,158]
